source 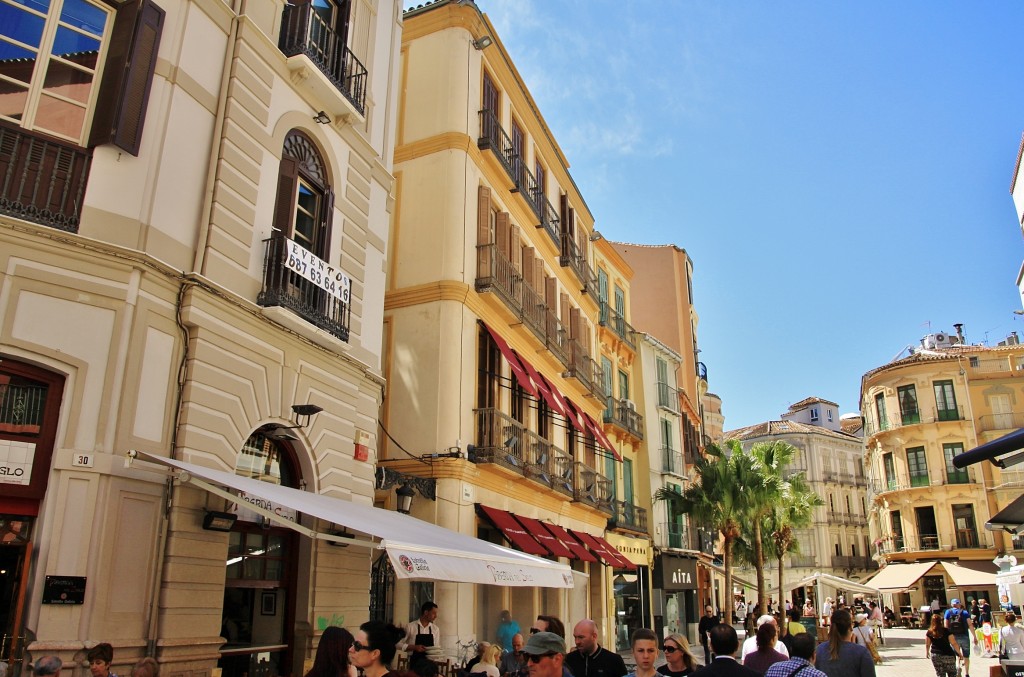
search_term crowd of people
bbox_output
[29,598,1024,677]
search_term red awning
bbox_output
[562,397,589,435]
[543,523,598,562]
[583,411,621,461]
[572,530,634,569]
[483,324,538,397]
[478,505,550,556]
[517,356,568,418]
[594,534,637,570]
[514,515,573,558]
[537,372,572,422]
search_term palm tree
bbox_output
[654,440,752,624]
[767,473,823,611]
[747,440,798,615]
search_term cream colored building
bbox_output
[1012,134,1024,308]
[384,0,642,652]
[702,393,725,446]
[861,331,1024,609]
[726,397,875,604]
[0,2,401,677]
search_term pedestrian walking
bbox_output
[658,634,697,677]
[742,623,787,676]
[565,619,627,677]
[943,598,975,677]
[351,621,405,677]
[1000,612,1024,659]
[764,634,827,677]
[698,606,721,666]
[813,609,875,677]
[625,629,659,677]
[692,625,758,677]
[925,613,964,677]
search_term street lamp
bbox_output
[396,483,416,514]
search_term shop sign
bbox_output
[285,239,351,304]
[0,439,35,486]
[232,492,298,524]
[659,554,697,591]
[42,576,86,604]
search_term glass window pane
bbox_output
[265,558,283,580]
[0,3,46,46]
[0,37,36,64]
[8,0,51,13]
[0,79,29,120]
[225,559,242,579]
[33,91,84,138]
[243,554,263,579]
[245,531,264,554]
[59,0,106,36]
[228,530,243,557]
[51,25,99,58]
[43,58,93,102]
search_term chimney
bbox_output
[953,323,965,344]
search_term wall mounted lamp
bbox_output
[263,403,324,440]
[377,466,436,515]
[589,231,603,242]
[313,111,332,124]
[202,510,238,532]
[472,36,493,50]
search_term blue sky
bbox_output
[403,1,1024,429]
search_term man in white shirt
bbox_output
[401,601,441,670]
[740,615,790,661]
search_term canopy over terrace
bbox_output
[129,451,574,588]
[770,572,881,597]
[864,561,997,593]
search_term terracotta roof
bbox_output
[724,419,860,442]
[786,396,839,410]
[839,416,864,435]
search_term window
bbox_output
[810,407,819,422]
[656,357,671,408]
[890,510,904,550]
[601,356,613,418]
[481,69,500,142]
[952,504,978,549]
[943,443,969,484]
[883,452,896,490]
[934,380,959,421]
[969,356,980,368]
[906,446,929,487]
[827,408,833,422]
[874,392,888,430]
[618,369,629,402]
[274,130,333,258]
[897,384,920,425]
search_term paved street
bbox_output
[873,627,1002,677]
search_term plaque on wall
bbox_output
[42,575,86,604]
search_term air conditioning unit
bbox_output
[623,400,636,411]
[935,332,947,343]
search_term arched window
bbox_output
[273,130,333,260]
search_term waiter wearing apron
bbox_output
[402,601,441,671]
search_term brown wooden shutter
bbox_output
[545,276,557,308]
[477,186,492,244]
[570,307,581,340]
[522,246,535,283]
[496,212,510,258]
[89,0,165,155]
[534,254,544,291]
[510,224,522,271]
[560,293,570,325]
[272,157,299,235]
[317,186,334,258]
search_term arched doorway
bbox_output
[218,431,302,677]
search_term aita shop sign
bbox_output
[658,554,697,591]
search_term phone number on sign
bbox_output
[285,240,351,303]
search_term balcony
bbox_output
[560,231,595,292]
[0,383,46,435]
[831,555,877,570]
[968,356,1023,375]
[0,123,91,233]
[790,555,817,568]
[545,309,569,367]
[698,361,708,383]
[477,108,560,244]
[660,522,695,550]
[599,301,637,350]
[978,412,1024,436]
[604,396,643,439]
[662,447,685,475]
[573,461,613,513]
[609,500,647,534]
[864,406,967,436]
[476,242,522,313]
[567,339,604,398]
[279,3,367,116]
[871,466,979,495]
[471,408,574,498]
[258,234,351,341]
[657,381,680,413]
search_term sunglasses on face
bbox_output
[529,628,539,634]
[662,647,677,654]
[352,641,370,652]
[527,654,557,663]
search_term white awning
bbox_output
[771,572,881,596]
[941,561,997,588]
[863,561,935,592]
[130,451,573,588]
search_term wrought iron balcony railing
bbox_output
[790,555,817,568]
[478,108,519,186]
[518,161,560,245]
[560,231,594,292]
[604,396,643,439]
[475,242,523,314]
[0,383,47,434]
[657,381,679,412]
[471,408,573,498]
[545,309,569,367]
[659,522,694,550]
[609,500,647,534]
[599,301,637,350]
[0,123,90,232]
[978,412,1024,434]
[871,466,978,495]
[258,234,351,341]
[865,405,967,436]
[520,279,547,344]
[832,555,877,570]
[279,3,367,115]
[573,461,613,514]
[662,447,684,475]
[567,338,604,398]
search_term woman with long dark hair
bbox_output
[351,621,406,677]
[742,622,787,675]
[306,626,357,677]
[813,609,875,677]
[925,613,963,677]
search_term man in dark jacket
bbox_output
[697,605,721,665]
[565,620,626,677]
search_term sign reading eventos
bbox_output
[284,239,351,304]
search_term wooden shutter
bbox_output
[317,186,334,259]
[570,307,581,340]
[495,212,510,258]
[272,157,299,235]
[89,0,165,155]
[522,246,535,283]
[545,277,557,308]
[560,293,570,325]
[477,186,492,244]
[534,254,544,291]
[510,224,522,271]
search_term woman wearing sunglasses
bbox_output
[657,634,697,677]
[351,621,406,677]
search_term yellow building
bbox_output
[0,2,404,677]
[385,0,642,652]
[861,330,1024,608]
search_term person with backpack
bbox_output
[943,599,975,677]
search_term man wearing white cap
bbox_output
[740,616,789,661]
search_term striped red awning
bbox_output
[516,355,568,418]
[583,411,620,461]
[562,397,589,435]
[543,523,598,562]
[483,324,538,397]
[514,515,573,558]
[572,530,635,569]
[478,505,550,556]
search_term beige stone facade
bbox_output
[861,334,1024,608]
[0,2,401,677]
